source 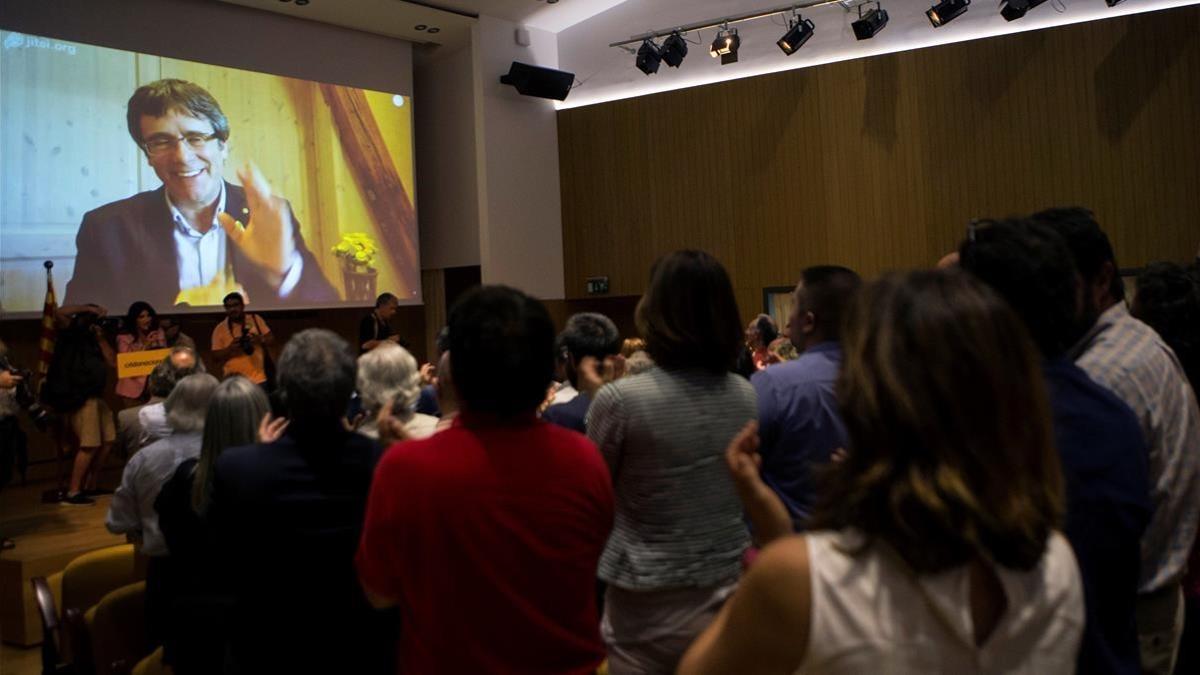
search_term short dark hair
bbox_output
[127,79,230,147]
[799,266,862,341]
[123,301,157,335]
[959,219,1080,358]
[560,313,621,362]
[1133,262,1200,390]
[636,250,743,374]
[1030,207,1124,302]
[448,286,555,416]
[223,292,244,307]
[277,329,357,423]
[753,314,778,345]
[375,293,398,308]
[559,313,621,388]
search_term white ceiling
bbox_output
[216,0,633,44]
[421,0,633,32]
[216,0,476,45]
[218,0,1200,107]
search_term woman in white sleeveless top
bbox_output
[680,270,1084,674]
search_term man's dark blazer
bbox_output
[63,182,337,310]
[207,425,394,673]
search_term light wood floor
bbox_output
[1,473,124,674]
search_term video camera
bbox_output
[238,321,256,355]
[73,310,121,333]
[1,360,55,432]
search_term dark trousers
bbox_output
[0,416,26,490]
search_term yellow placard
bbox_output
[117,348,173,379]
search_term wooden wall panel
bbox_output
[558,7,1200,320]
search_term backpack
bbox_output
[41,326,107,413]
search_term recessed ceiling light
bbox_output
[415,24,428,30]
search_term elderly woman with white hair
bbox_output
[356,343,439,441]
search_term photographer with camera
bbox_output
[41,303,118,505]
[211,292,274,387]
[0,340,52,432]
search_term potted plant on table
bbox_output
[332,233,380,302]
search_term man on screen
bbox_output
[64,79,336,310]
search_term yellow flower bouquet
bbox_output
[332,232,379,273]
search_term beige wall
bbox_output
[414,41,481,270]
[475,15,565,300]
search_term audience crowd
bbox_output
[5,206,1199,674]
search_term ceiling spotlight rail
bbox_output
[614,0,1101,74]
[607,0,846,49]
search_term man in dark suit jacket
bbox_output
[65,182,335,310]
[64,78,337,310]
[207,329,394,673]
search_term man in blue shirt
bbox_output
[959,218,1151,675]
[751,266,861,530]
[543,312,621,434]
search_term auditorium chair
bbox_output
[57,544,147,675]
[131,647,171,675]
[86,581,151,675]
[31,571,69,674]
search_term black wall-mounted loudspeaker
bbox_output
[499,61,575,101]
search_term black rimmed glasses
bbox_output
[142,132,220,156]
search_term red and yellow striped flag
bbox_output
[36,264,57,384]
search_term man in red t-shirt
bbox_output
[356,285,614,674]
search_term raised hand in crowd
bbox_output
[373,396,411,447]
[576,353,626,399]
[258,412,290,443]
[419,361,437,386]
[725,421,793,548]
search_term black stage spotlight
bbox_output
[1000,0,1047,21]
[661,31,688,68]
[852,7,889,39]
[710,27,740,65]
[927,0,970,26]
[636,39,662,75]
[777,16,815,55]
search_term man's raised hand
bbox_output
[218,163,298,288]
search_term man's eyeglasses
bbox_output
[142,132,220,156]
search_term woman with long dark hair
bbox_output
[154,376,282,674]
[679,269,1084,674]
[115,301,166,407]
[587,250,756,674]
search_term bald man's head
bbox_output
[168,346,199,372]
